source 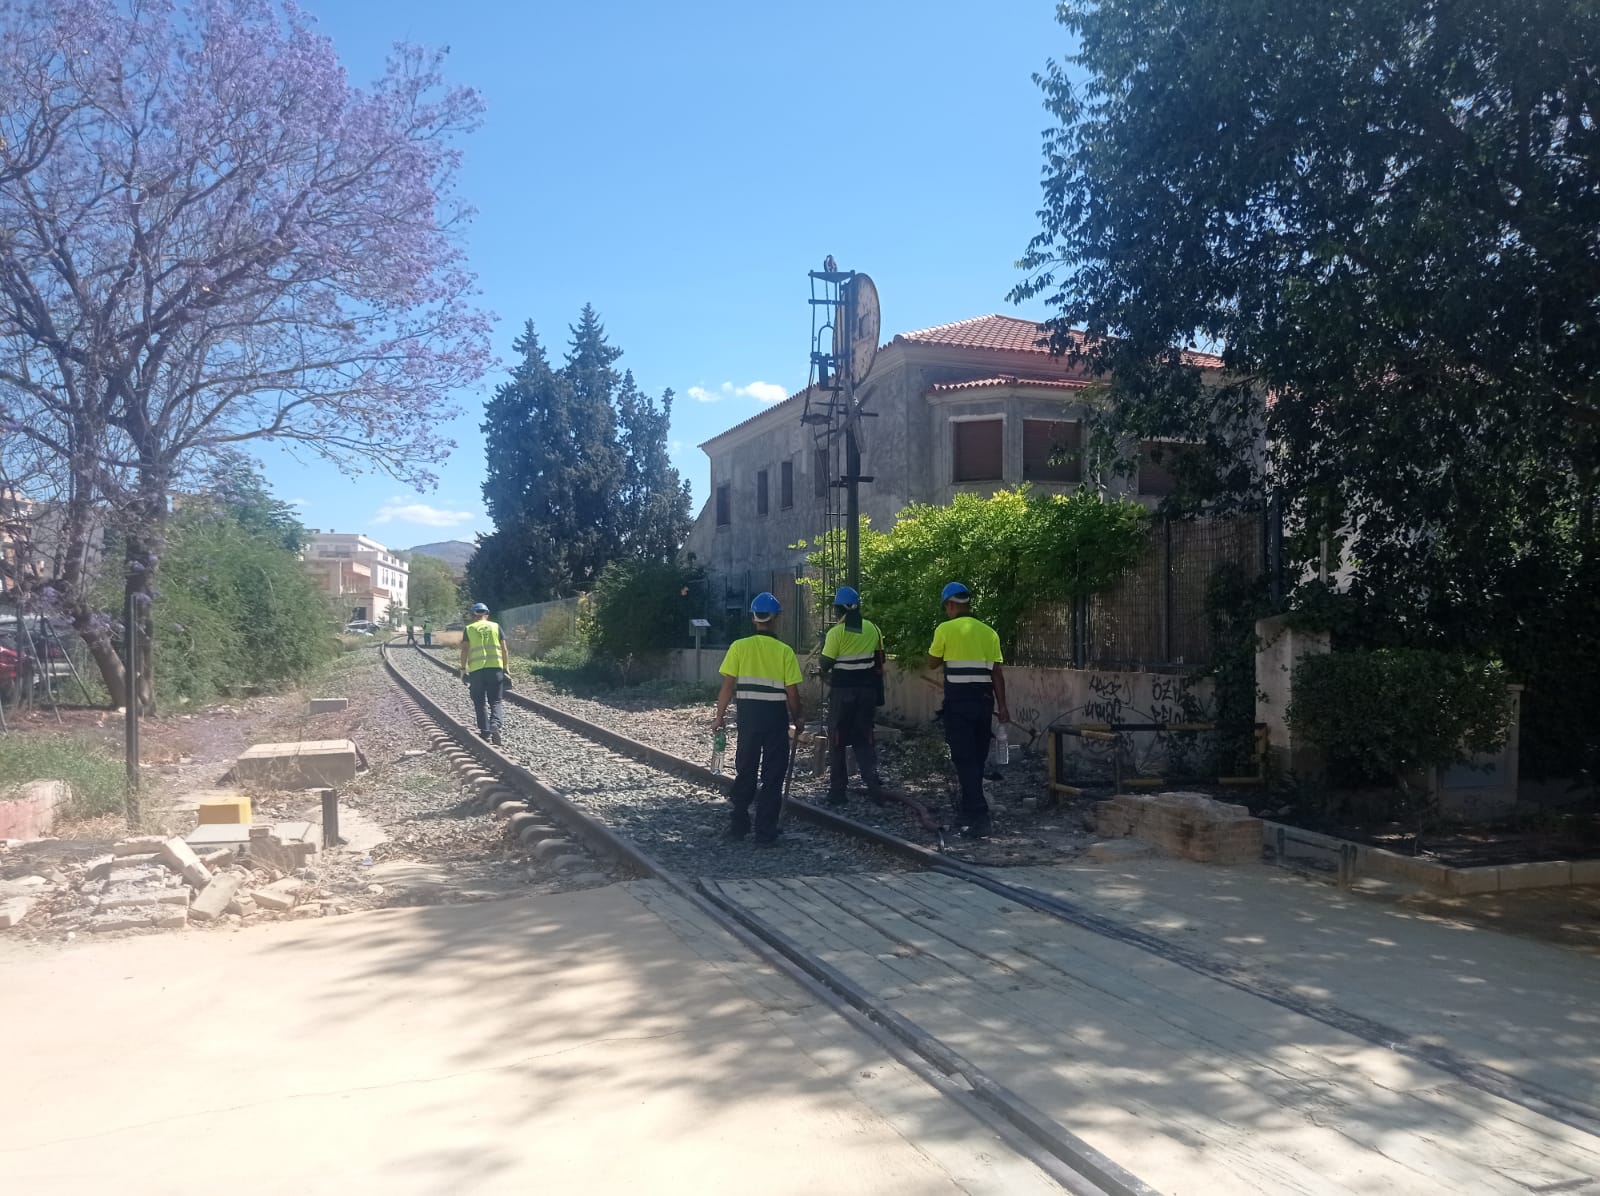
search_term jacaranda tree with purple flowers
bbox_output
[0,0,492,709]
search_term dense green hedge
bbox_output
[1286,649,1510,791]
[801,488,1149,661]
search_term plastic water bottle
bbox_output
[994,724,1009,766]
[711,727,727,775]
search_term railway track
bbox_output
[384,645,1600,1191]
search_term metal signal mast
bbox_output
[801,263,880,604]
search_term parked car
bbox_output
[342,621,381,636]
[0,616,72,679]
[0,639,34,707]
[444,621,465,633]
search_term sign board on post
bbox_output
[689,618,711,681]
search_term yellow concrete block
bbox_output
[196,794,252,825]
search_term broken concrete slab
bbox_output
[226,894,257,917]
[184,824,253,851]
[90,908,187,933]
[0,895,39,928]
[112,835,169,857]
[198,847,237,872]
[157,837,213,889]
[308,697,348,714]
[190,871,247,922]
[96,888,190,912]
[246,824,318,872]
[253,878,307,912]
[234,739,358,789]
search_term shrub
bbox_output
[531,606,578,657]
[1287,650,1510,800]
[801,488,1148,661]
[585,560,696,668]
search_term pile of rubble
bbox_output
[1092,791,1264,865]
[2,823,341,936]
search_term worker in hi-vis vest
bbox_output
[711,592,802,846]
[819,586,886,807]
[459,602,510,745]
[925,582,1008,839]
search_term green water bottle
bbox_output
[711,727,727,774]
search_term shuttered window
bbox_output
[1023,419,1082,483]
[756,469,770,516]
[814,448,829,497]
[1137,441,1190,496]
[780,460,794,509]
[716,483,731,526]
[952,419,1003,483]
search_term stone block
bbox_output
[532,837,576,861]
[234,739,358,790]
[0,895,38,928]
[97,887,190,912]
[198,847,237,872]
[288,902,324,919]
[1495,860,1572,892]
[112,835,168,857]
[190,870,247,922]
[227,895,257,917]
[158,837,213,889]
[1571,859,1600,886]
[196,794,252,825]
[253,878,307,912]
[91,908,187,933]
[308,697,349,714]
[0,779,68,840]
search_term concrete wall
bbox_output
[0,780,67,840]
[1254,615,1330,778]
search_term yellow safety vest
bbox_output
[928,616,1003,692]
[464,620,504,672]
[719,634,802,703]
[822,619,882,688]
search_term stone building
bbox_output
[684,313,1224,624]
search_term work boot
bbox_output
[823,793,848,808]
[490,730,503,747]
[752,833,783,849]
[957,820,991,840]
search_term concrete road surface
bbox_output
[0,884,1059,1195]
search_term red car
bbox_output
[0,635,37,706]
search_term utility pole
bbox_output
[124,590,140,827]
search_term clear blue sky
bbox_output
[266,0,1066,550]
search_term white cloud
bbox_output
[374,501,477,528]
[286,497,309,507]
[688,380,790,405]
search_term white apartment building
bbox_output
[303,532,410,624]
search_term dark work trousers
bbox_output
[468,667,505,737]
[828,687,883,801]
[730,705,790,840]
[942,689,994,825]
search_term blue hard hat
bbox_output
[832,586,860,607]
[940,582,972,603]
[470,602,489,613]
[750,592,782,616]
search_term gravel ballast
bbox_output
[389,650,913,879]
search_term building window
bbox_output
[715,483,731,526]
[756,469,770,516]
[1138,440,1190,496]
[780,460,794,510]
[1024,419,1082,484]
[813,448,829,498]
[952,418,1003,484]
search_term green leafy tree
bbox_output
[194,453,308,552]
[806,489,1148,662]
[585,559,696,671]
[1013,0,1600,778]
[405,552,460,622]
[470,308,690,607]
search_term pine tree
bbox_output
[617,373,692,563]
[471,307,691,607]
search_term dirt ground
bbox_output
[0,648,613,944]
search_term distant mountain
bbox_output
[404,539,475,574]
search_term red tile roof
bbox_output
[894,313,1059,354]
[927,375,1094,395]
[896,313,1224,369]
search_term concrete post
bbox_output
[1254,614,1330,779]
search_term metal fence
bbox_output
[1015,512,1267,670]
[693,569,814,655]
[497,595,583,657]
